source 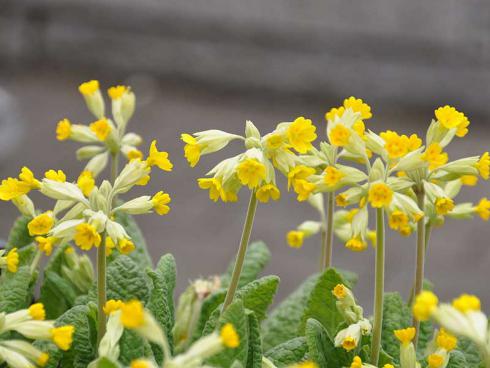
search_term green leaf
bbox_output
[447,350,469,368]
[262,274,319,351]
[206,299,249,368]
[146,254,177,364]
[56,305,96,368]
[264,337,308,367]
[33,340,63,368]
[236,275,279,322]
[191,290,227,342]
[94,357,121,368]
[335,268,358,288]
[246,310,262,368]
[455,337,482,368]
[17,243,37,265]
[222,241,271,289]
[6,215,34,249]
[118,329,148,365]
[114,211,152,269]
[300,268,347,337]
[0,266,35,313]
[381,292,411,363]
[305,318,352,368]
[88,255,150,303]
[40,271,78,319]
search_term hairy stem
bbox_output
[110,151,119,184]
[222,191,258,311]
[29,249,43,274]
[413,188,426,343]
[370,208,385,365]
[97,232,107,344]
[321,191,334,270]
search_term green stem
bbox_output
[321,191,334,270]
[413,189,426,343]
[29,249,43,274]
[370,208,385,365]
[222,191,258,312]
[110,152,119,183]
[97,232,107,344]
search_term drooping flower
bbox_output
[146,140,173,171]
[236,159,266,189]
[28,212,54,236]
[74,223,101,251]
[256,184,280,203]
[152,191,171,215]
[286,117,317,153]
[368,182,393,208]
[413,290,439,321]
[474,197,490,221]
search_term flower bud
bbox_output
[76,146,106,161]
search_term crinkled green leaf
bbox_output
[381,292,411,364]
[118,329,149,365]
[236,275,279,322]
[93,357,121,368]
[114,211,152,269]
[246,310,262,368]
[191,290,227,342]
[17,243,37,265]
[262,274,319,351]
[455,337,482,368]
[33,340,63,368]
[6,215,34,249]
[265,337,308,367]
[300,268,347,337]
[40,271,78,319]
[0,266,35,313]
[446,350,469,368]
[222,241,271,289]
[88,255,150,303]
[154,253,176,322]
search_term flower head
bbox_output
[394,327,416,346]
[344,96,372,119]
[287,230,304,248]
[108,85,128,100]
[5,248,19,273]
[292,179,316,202]
[475,197,490,220]
[388,210,409,231]
[236,159,266,189]
[89,118,112,141]
[435,197,455,215]
[77,171,95,197]
[45,169,66,182]
[28,212,54,236]
[79,80,99,96]
[287,165,315,190]
[476,152,489,179]
[74,223,101,251]
[435,105,465,130]
[427,353,444,368]
[118,238,136,255]
[350,356,362,368]
[328,124,351,147]
[452,294,481,313]
[436,328,457,351]
[422,143,448,170]
[181,133,201,167]
[220,323,240,348]
[368,182,393,208]
[36,236,57,256]
[152,191,171,215]
[345,237,367,252]
[147,140,173,171]
[28,303,46,321]
[120,300,144,329]
[56,119,72,141]
[413,291,439,321]
[324,166,343,187]
[51,326,74,351]
[103,299,124,315]
[332,284,347,299]
[198,178,223,202]
[287,117,317,153]
[256,184,280,203]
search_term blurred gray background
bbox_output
[0,0,489,311]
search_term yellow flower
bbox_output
[422,143,448,170]
[427,353,444,368]
[435,105,465,129]
[64,246,74,255]
[36,236,57,256]
[345,237,367,252]
[328,124,351,147]
[105,237,116,256]
[6,248,19,273]
[152,191,171,215]
[290,362,318,368]
[79,80,100,96]
[220,323,240,348]
[181,133,201,167]
[147,140,173,171]
[383,365,395,368]
[325,106,345,121]
[120,300,144,328]
[408,134,422,151]
[435,197,455,215]
[350,356,363,368]
[336,193,348,207]
[287,230,304,248]
[89,118,112,141]
[74,223,101,251]
[343,96,372,119]
[292,179,316,201]
[237,159,266,189]
[103,299,124,315]
[118,239,136,255]
[56,119,72,141]
[265,133,286,150]
[127,149,144,161]
[475,197,490,220]
[394,327,416,346]
[323,166,344,187]
[452,294,481,313]
[476,152,489,179]
[352,120,366,138]
[413,291,438,321]
[130,360,151,368]
[399,226,413,237]
[198,178,223,202]
[332,284,347,299]
[19,167,41,189]
[368,183,393,208]
[28,303,46,320]
[455,113,470,137]
[77,170,95,197]
[28,212,54,236]
[0,178,30,201]
[256,184,280,203]
[51,326,74,351]
[342,336,357,351]
[108,85,127,99]
[287,117,317,153]
[136,175,150,186]
[287,165,315,190]
[45,169,67,182]
[388,210,409,231]
[436,328,457,351]
[380,130,410,159]
[461,175,478,186]
[37,353,49,366]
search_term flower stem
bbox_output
[110,152,119,185]
[321,191,334,270]
[29,249,43,274]
[97,232,107,344]
[413,188,425,343]
[222,191,258,312]
[370,207,385,365]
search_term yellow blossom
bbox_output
[152,191,171,215]
[287,165,315,190]
[394,327,416,346]
[461,175,478,186]
[136,175,150,186]
[290,362,318,368]
[237,159,266,189]
[345,237,367,252]
[78,80,100,96]
[422,143,448,170]
[325,106,345,121]
[36,236,57,256]
[131,360,151,368]
[399,226,413,237]
[456,113,470,137]
[74,223,101,251]
[324,166,343,187]
[383,365,395,368]
[38,353,49,366]
[476,152,489,179]
[287,117,317,153]
[256,184,280,203]
[103,299,124,315]
[0,178,30,201]
[413,291,438,321]
[292,179,316,201]
[181,133,201,167]
[435,105,465,129]
[343,96,372,119]
[105,237,116,256]
[328,124,351,147]
[64,246,74,255]
[120,300,144,329]
[45,169,66,182]
[435,197,455,215]
[77,170,95,197]
[427,353,444,368]
[350,356,363,368]
[388,210,409,231]
[408,134,422,151]
[342,336,357,351]
[198,178,223,202]
[452,294,481,313]
[436,329,457,351]
[28,303,46,320]
[336,193,348,207]
[118,239,136,255]
[19,167,41,190]
[265,133,286,150]
[90,118,112,141]
[127,149,144,161]
[352,120,366,138]
[332,284,347,299]
[147,140,173,171]
[220,323,240,348]
[6,248,19,273]
[108,85,127,99]
[368,182,393,208]
[475,197,490,220]
[51,326,74,351]
[56,119,72,141]
[287,230,305,248]
[380,130,410,159]
[28,212,54,236]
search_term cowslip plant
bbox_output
[0,82,489,368]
